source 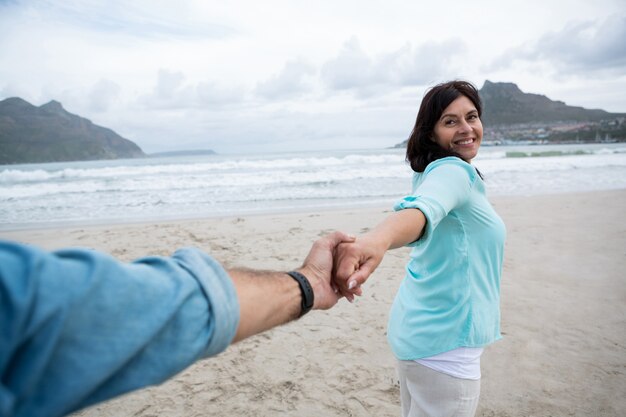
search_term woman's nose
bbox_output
[458,119,472,133]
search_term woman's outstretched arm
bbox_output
[333,208,426,300]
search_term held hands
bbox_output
[297,231,355,310]
[300,211,422,307]
[330,210,424,301]
[300,231,386,308]
[232,229,389,343]
[333,234,387,302]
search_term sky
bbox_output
[1,0,625,154]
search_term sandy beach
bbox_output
[2,190,625,417]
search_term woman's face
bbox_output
[432,95,483,163]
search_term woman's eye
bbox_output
[444,119,456,126]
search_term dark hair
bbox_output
[405,80,482,173]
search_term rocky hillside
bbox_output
[394,81,626,147]
[479,81,622,126]
[0,97,145,164]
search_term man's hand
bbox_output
[230,231,355,342]
[333,234,387,302]
[297,231,355,310]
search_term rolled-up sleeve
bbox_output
[169,248,239,357]
[0,242,239,417]
[393,157,476,246]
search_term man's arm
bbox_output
[0,231,354,417]
[230,231,355,342]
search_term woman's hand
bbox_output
[333,234,388,302]
[332,208,426,302]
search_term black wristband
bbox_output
[287,271,314,317]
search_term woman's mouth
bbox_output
[454,138,474,146]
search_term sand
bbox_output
[2,190,625,417]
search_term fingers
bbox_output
[339,251,382,301]
[308,230,377,305]
[302,230,354,271]
[324,231,356,249]
[297,230,359,310]
[333,248,361,294]
[340,266,369,299]
[334,254,358,282]
[346,265,373,291]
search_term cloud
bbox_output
[384,40,467,86]
[196,81,245,106]
[538,14,626,71]
[488,14,626,74]
[321,37,377,90]
[255,58,316,99]
[141,69,244,110]
[88,79,121,112]
[3,0,238,40]
[154,70,186,100]
[321,37,467,96]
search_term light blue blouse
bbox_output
[387,157,506,360]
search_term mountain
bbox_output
[0,97,145,164]
[479,81,623,126]
[393,81,626,147]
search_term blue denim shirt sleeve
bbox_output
[0,240,240,417]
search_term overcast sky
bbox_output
[1,0,625,154]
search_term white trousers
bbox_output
[397,360,481,417]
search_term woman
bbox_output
[335,80,506,417]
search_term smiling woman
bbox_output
[406,80,484,172]
[333,80,504,417]
[433,96,483,162]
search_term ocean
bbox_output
[1,143,625,231]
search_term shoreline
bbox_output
[1,188,623,235]
[0,198,398,233]
[4,189,625,417]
